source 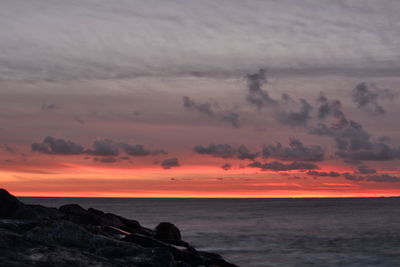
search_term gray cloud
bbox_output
[31,136,85,155]
[245,69,313,127]
[357,165,377,174]
[221,163,232,171]
[1,0,400,83]
[336,142,400,161]
[183,96,240,128]
[183,96,214,117]
[73,115,86,125]
[41,103,58,111]
[275,99,313,127]
[307,94,400,162]
[161,157,180,169]
[262,139,325,162]
[194,144,258,160]
[94,157,118,163]
[352,82,396,115]
[249,161,319,171]
[220,112,240,128]
[316,95,343,120]
[123,144,167,157]
[88,139,120,156]
[344,173,400,183]
[194,144,237,159]
[32,137,167,159]
[311,114,400,162]
[245,69,277,109]
[307,171,340,177]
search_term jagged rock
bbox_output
[59,205,143,235]
[0,188,239,267]
[24,220,138,250]
[0,188,22,218]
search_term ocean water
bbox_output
[20,197,400,267]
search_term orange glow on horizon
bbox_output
[2,154,400,199]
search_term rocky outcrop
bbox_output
[0,188,238,267]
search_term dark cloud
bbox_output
[73,115,85,125]
[307,94,400,162]
[316,94,343,120]
[194,144,236,158]
[221,163,231,171]
[220,112,240,128]
[245,70,317,128]
[351,82,396,115]
[237,145,259,160]
[161,157,180,169]
[249,161,319,171]
[336,142,400,161]
[94,157,118,163]
[262,139,325,162]
[41,103,58,111]
[245,69,277,109]
[344,173,400,183]
[194,144,258,160]
[357,165,377,174]
[123,144,167,156]
[183,96,214,117]
[183,96,241,128]
[88,139,119,156]
[311,115,400,161]
[307,171,340,177]
[31,136,85,155]
[275,99,312,127]
[32,137,167,159]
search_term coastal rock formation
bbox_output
[0,188,238,267]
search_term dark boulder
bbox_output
[154,222,181,244]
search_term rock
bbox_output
[59,205,143,234]
[0,189,61,221]
[0,189,22,218]
[13,204,61,220]
[124,247,175,267]
[24,220,137,250]
[123,234,204,266]
[0,188,238,267]
[59,204,88,216]
[154,222,182,244]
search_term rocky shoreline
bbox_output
[0,188,238,267]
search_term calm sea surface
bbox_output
[20,197,400,267]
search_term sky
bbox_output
[1,0,400,197]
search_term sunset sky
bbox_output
[1,0,400,197]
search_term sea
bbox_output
[19,197,400,267]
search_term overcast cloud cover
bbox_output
[1,0,400,196]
